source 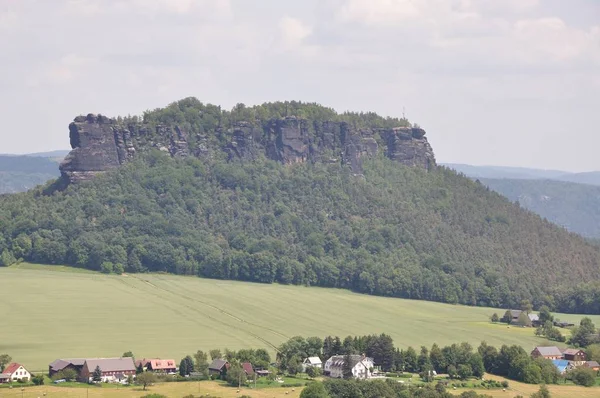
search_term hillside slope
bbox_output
[1,99,600,313]
[480,178,600,239]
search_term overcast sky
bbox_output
[1,0,599,171]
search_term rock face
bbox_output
[60,114,436,183]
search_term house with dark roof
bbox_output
[208,359,230,378]
[0,363,31,382]
[80,358,136,382]
[135,358,177,373]
[324,355,374,379]
[584,361,600,372]
[48,358,86,377]
[562,349,586,364]
[531,346,563,360]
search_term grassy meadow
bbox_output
[2,263,600,373]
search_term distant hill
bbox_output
[479,178,600,239]
[0,151,67,194]
[443,164,600,239]
[1,98,600,315]
[441,163,569,180]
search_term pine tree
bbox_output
[342,353,353,379]
[92,365,102,382]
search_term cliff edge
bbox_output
[60,112,435,184]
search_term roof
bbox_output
[304,357,322,365]
[533,346,562,357]
[585,361,600,368]
[2,363,24,375]
[49,358,86,371]
[510,310,522,317]
[209,359,229,371]
[136,358,176,370]
[0,374,10,379]
[528,314,539,321]
[551,359,570,373]
[84,358,135,373]
[562,349,585,356]
[241,362,254,375]
[327,355,373,370]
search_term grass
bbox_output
[2,263,600,373]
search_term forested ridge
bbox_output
[1,101,600,314]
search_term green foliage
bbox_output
[569,367,596,387]
[136,371,157,390]
[301,381,330,398]
[585,343,600,361]
[517,312,532,327]
[529,385,551,398]
[100,261,114,274]
[490,313,499,322]
[209,349,222,360]
[193,350,209,377]
[225,363,246,386]
[569,318,598,347]
[178,355,194,377]
[535,321,565,343]
[92,365,102,382]
[31,374,45,385]
[0,354,11,372]
[53,368,78,382]
[0,249,16,266]
[306,365,321,378]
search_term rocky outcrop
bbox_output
[60,114,436,184]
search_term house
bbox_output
[550,359,575,375]
[531,346,563,360]
[303,357,323,371]
[48,358,86,377]
[208,359,230,378]
[562,349,586,365]
[255,369,270,377]
[325,355,374,379]
[508,310,522,323]
[80,358,136,382]
[135,358,177,373]
[0,374,9,384]
[0,363,31,382]
[528,314,541,327]
[241,362,254,376]
[554,321,575,328]
[583,361,600,372]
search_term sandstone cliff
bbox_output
[60,113,435,183]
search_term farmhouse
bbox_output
[550,359,576,375]
[80,358,136,382]
[208,359,230,378]
[303,356,323,371]
[584,361,600,372]
[325,355,374,379]
[241,362,254,376]
[0,363,31,382]
[562,349,586,364]
[48,358,86,377]
[528,313,540,326]
[531,346,562,360]
[135,358,177,373]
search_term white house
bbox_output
[324,355,374,379]
[303,357,323,371]
[0,363,31,382]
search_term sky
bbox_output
[0,0,599,172]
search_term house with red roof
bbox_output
[0,363,31,383]
[241,362,254,376]
[135,358,177,373]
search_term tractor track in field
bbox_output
[152,275,290,340]
[126,274,284,352]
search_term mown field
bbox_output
[2,264,600,373]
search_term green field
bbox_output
[2,264,599,372]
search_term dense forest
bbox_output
[1,100,600,314]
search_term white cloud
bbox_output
[338,0,420,26]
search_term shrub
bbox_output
[501,381,509,388]
[570,367,596,387]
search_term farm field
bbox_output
[2,263,600,372]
